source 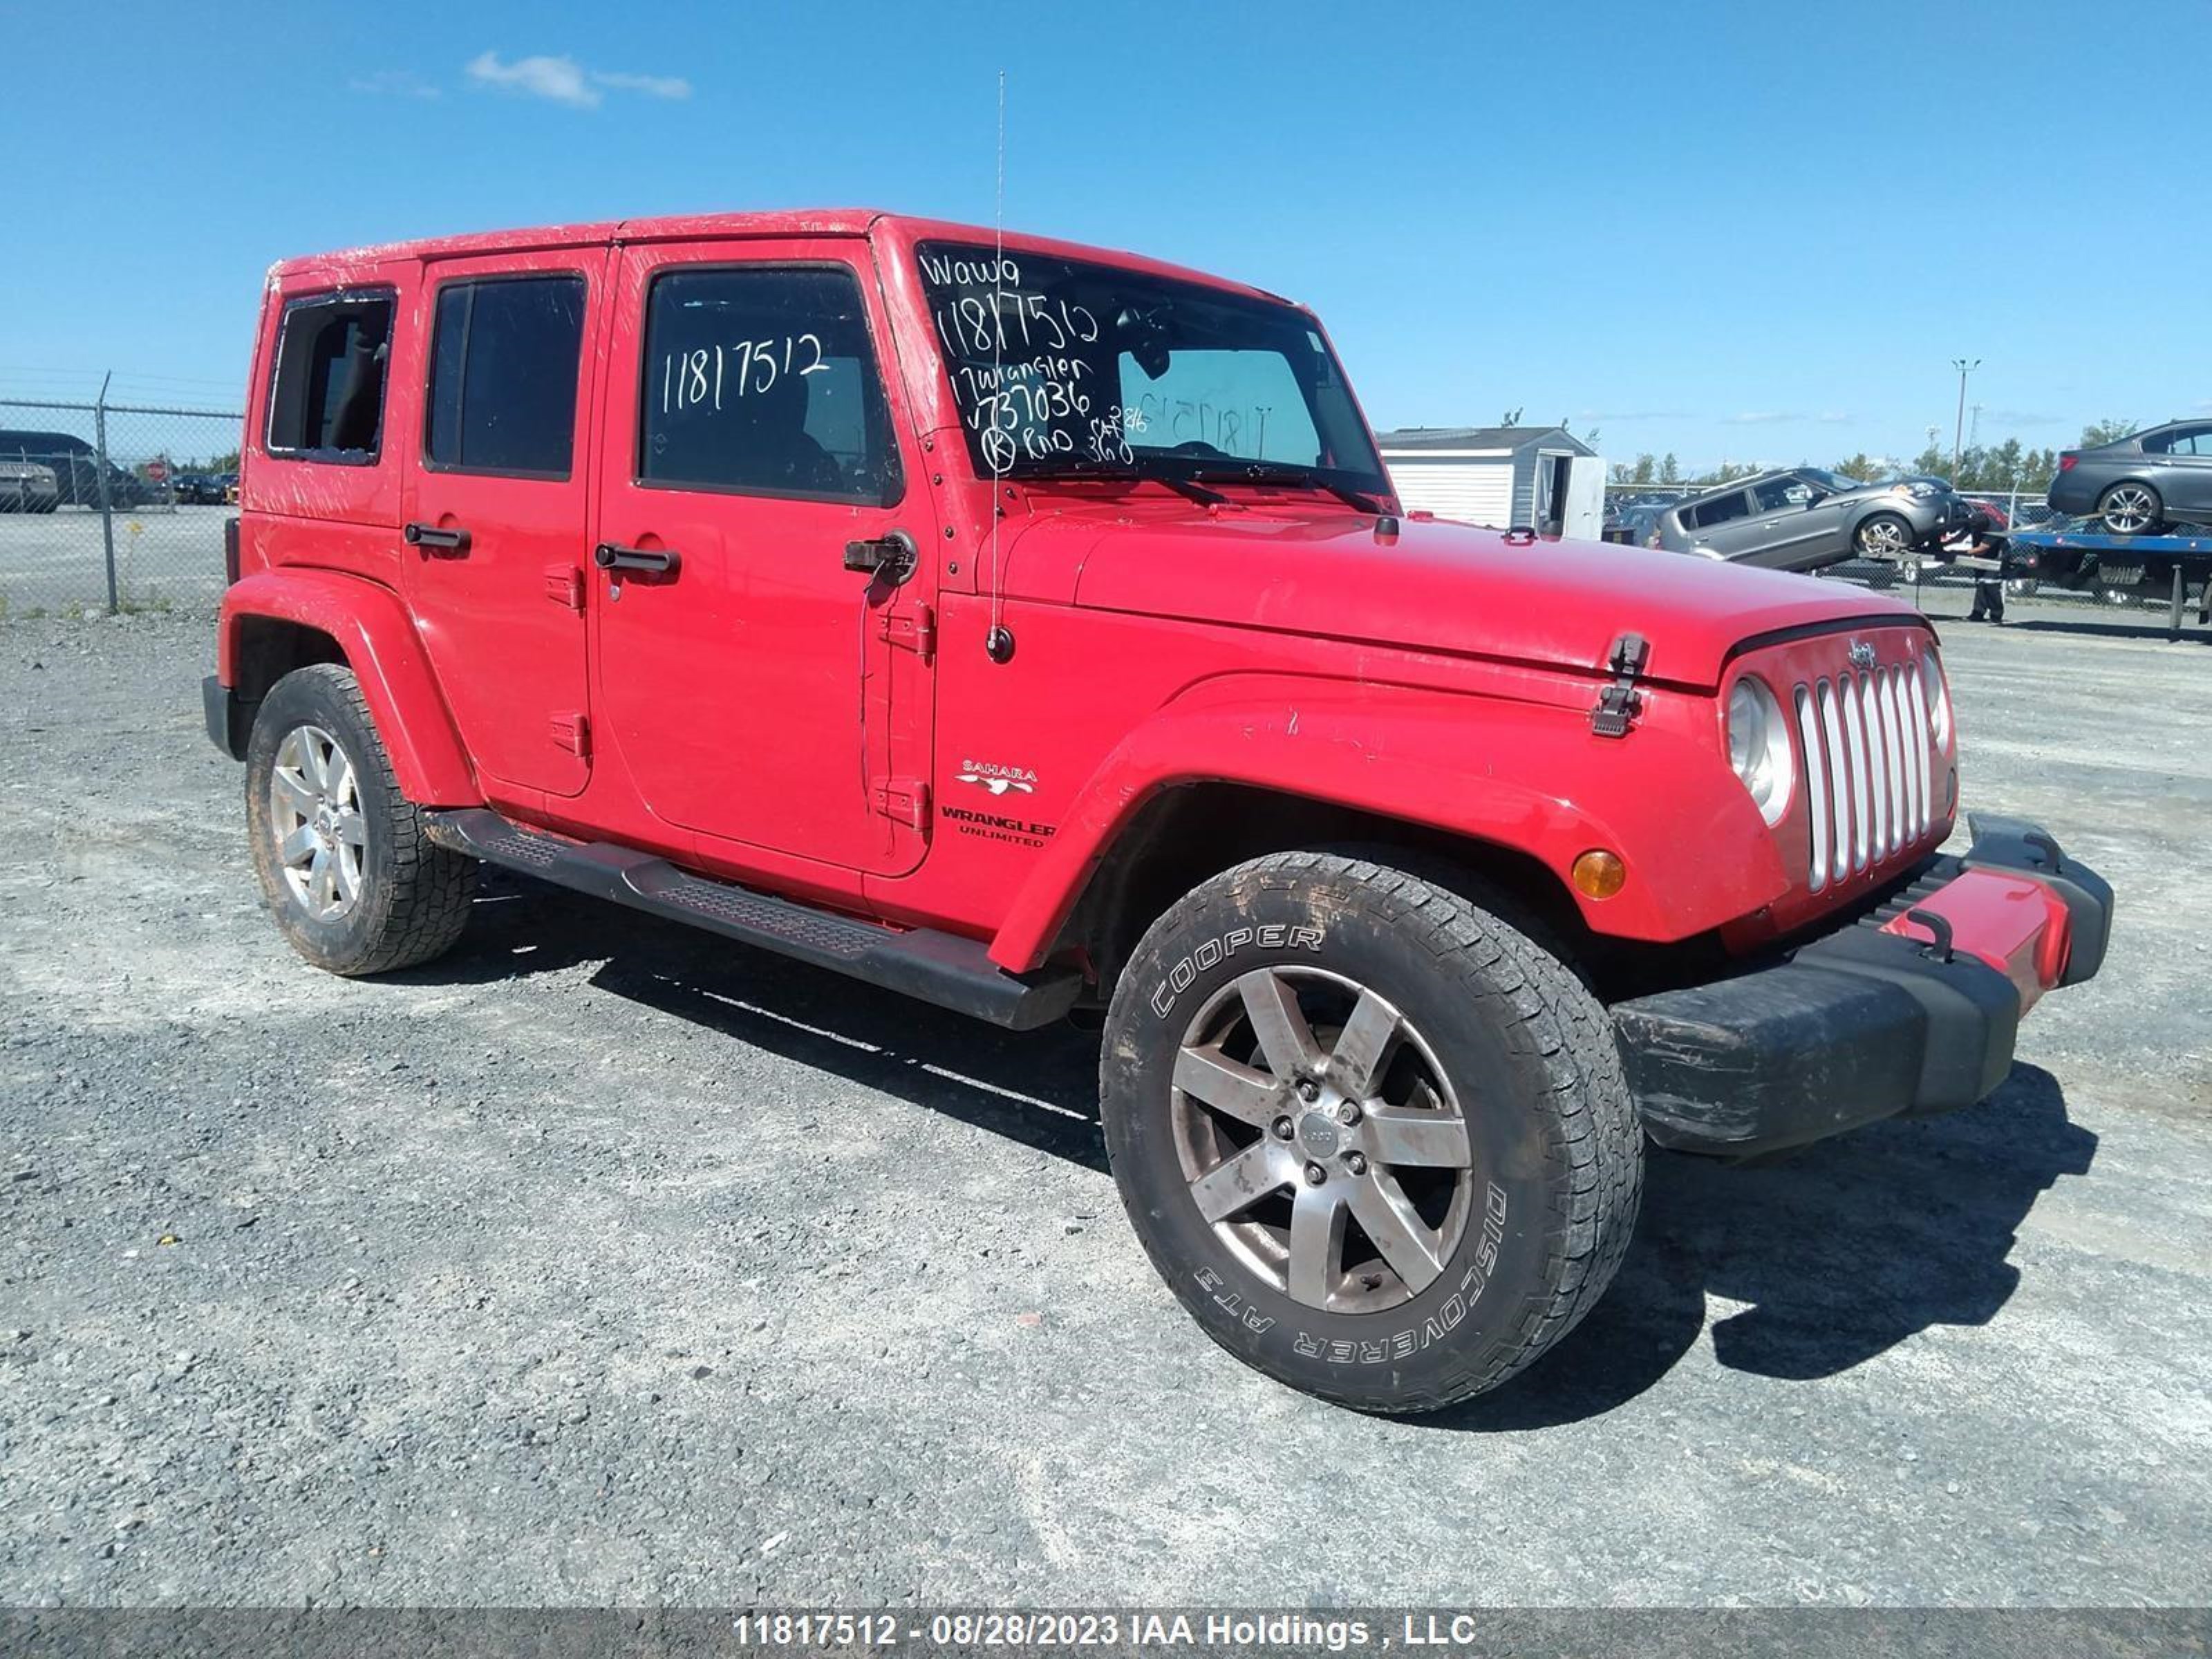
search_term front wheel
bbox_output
[1853,512,1913,558]
[2097,482,2163,536]
[244,664,477,975]
[1100,851,1642,1414]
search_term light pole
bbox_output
[1951,357,1980,481]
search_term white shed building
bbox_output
[1376,425,1606,540]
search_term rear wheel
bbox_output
[2097,482,2162,536]
[1100,851,1642,1414]
[244,664,476,975]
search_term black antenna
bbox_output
[984,69,1015,666]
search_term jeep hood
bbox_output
[1029,508,1916,689]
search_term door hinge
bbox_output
[551,711,590,758]
[877,601,936,663]
[871,776,930,830]
[1590,632,1649,738]
[544,563,584,612]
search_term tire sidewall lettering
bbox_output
[1105,861,1595,1407]
[1147,923,1322,1019]
[1283,1179,1509,1365]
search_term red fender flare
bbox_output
[217,570,479,805]
[987,673,1784,972]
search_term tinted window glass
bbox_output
[1753,476,1812,511]
[266,292,394,462]
[638,266,899,505]
[1686,490,1752,529]
[424,276,586,476]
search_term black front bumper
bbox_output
[1612,817,2112,1157]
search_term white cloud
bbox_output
[467,51,600,107]
[465,51,693,109]
[1723,411,1799,425]
[592,70,691,100]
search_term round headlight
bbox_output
[1727,675,1794,826]
[1920,653,1952,751]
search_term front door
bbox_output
[592,239,932,876]
[1745,473,1824,567]
[403,250,606,797]
[2161,423,2212,520]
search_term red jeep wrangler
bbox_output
[204,211,2111,1412]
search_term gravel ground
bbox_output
[1,598,2207,1609]
[0,504,231,617]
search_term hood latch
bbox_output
[1590,632,1649,738]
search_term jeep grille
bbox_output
[1793,664,1936,892]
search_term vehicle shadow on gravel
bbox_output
[1430,1063,2097,1431]
[411,877,2099,1428]
[400,871,1110,1172]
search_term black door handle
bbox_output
[403,522,471,553]
[594,543,679,575]
[843,529,918,583]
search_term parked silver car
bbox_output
[2047,420,2212,534]
[0,460,60,514]
[1649,468,1971,572]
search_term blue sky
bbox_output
[3,0,2206,469]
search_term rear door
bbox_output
[1684,487,1758,556]
[402,249,607,799]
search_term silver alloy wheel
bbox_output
[2099,483,2159,534]
[1857,516,1911,556]
[1170,966,1475,1315]
[270,723,366,923]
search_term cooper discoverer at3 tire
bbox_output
[1100,850,1642,1413]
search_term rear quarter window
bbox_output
[264,290,395,465]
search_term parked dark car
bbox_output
[1651,468,1971,571]
[2048,420,2212,534]
[0,460,61,513]
[171,472,230,505]
[0,429,153,509]
[1602,500,1669,546]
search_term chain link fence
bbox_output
[0,389,2186,620]
[0,395,242,616]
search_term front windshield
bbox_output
[915,242,1389,496]
[1804,468,1865,492]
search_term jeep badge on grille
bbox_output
[1848,639,1878,670]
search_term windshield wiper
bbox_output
[1182,461,1384,516]
[1020,460,1228,506]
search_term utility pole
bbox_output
[1951,357,1980,482]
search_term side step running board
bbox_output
[422,808,1081,1031]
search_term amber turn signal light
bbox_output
[1571,850,1627,899]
